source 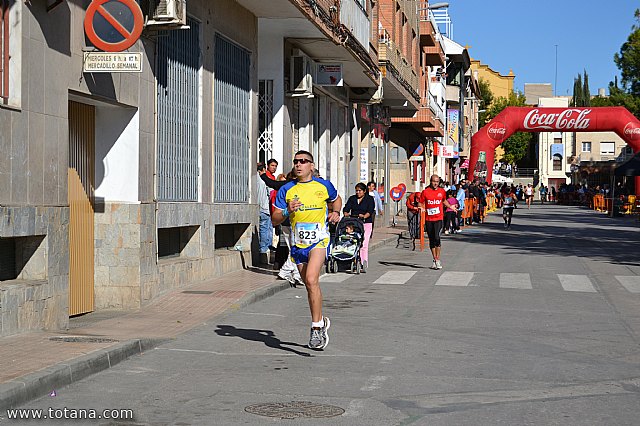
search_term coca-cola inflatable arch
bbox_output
[468,107,640,194]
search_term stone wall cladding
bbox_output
[0,206,69,337]
[94,203,143,310]
[142,203,258,305]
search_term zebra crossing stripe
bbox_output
[435,272,474,287]
[500,273,532,289]
[558,275,597,293]
[373,271,416,285]
[615,276,640,293]
[320,273,352,283]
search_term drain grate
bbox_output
[49,336,119,343]
[244,401,345,419]
[182,290,214,294]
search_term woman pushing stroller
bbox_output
[341,182,375,272]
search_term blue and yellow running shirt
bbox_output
[274,177,338,248]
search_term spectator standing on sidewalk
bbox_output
[368,181,384,219]
[265,158,278,180]
[261,170,303,287]
[455,181,466,230]
[539,184,548,204]
[406,191,421,243]
[272,151,342,350]
[257,163,273,265]
[419,175,458,270]
[443,190,459,235]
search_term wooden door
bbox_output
[68,101,95,315]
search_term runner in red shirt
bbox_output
[419,175,458,270]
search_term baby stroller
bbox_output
[326,217,365,274]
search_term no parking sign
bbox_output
[84,0,144,52]
[389,183,406,202]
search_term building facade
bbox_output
[0,0,385,337]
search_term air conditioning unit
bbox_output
[289,53,314,97]
[146,0,187,28]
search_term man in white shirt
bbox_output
[367,181,384,216]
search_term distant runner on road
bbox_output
[272,150,342,350]
[502,186,518,230]
[419,175,457,270]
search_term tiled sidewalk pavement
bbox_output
[0,224,404,410]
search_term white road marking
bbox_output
[405,378,640,408]
[500,273,532,289]
[615,276,640,293]
[373,271,416,285]
[435,272,474,287]
[320,273,352,283]
[241,312,286,317]
[342,400,365,417]
[360,375,387,391]
[157,348,394,359]
[558,274,597,292]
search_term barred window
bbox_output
[0,0,9,104]
[156,18,201,202]
[213,35,250,203]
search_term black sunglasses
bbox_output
[293,158,313,165]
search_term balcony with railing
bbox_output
[418,2,436,46]
[340,0,370,50]
[378,25,419,102]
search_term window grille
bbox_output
[156,17,201,201]
[213,35,250,203]
[0,0,9,103]
[258,80,274,165]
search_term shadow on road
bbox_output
[378,261,426,269]
[462,205,640,266]
[214,325,312,357]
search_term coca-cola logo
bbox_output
[487,122,507,141]
[523,108,592,130]
[623,122,640,140]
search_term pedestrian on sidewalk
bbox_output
[368,181,384,237]
[262,169,304,286]
[455,181,466,231]
[257,163,273,265]
[419,174,458,270]
[272,151,342,350]
[265,158,278,180]
[342,182,375,272]
[443,190,459,235]
[406,191,421,247]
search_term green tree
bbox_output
[614,9,640,95]
[477,78,494,125]
[483,91,532,168]
[571,73,583,106]
[583,70,591,106]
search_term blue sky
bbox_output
[445,0,638,97]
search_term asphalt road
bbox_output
[11,204,640,425]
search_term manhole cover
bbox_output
[182,290,214,294]
[244,401,344,419]
[49,336,119,343]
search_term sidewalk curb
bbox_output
[0,233,400,410]
[0,338,167,411]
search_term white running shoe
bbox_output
[435,260,443,269]
[430,260,438,270]
[308,317,330,350]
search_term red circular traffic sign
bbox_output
[84,0,144,52]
